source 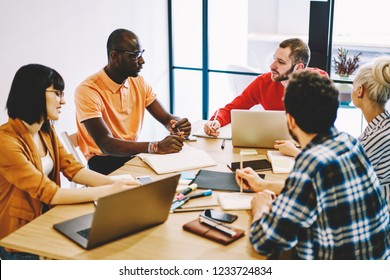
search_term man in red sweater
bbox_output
[204,38,328,137]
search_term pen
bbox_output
[221,139,226,150]
[173,207,214,213]
[212,109,220,130]
[199,215,238,237]
[175,184,197,200]
[239,151,244,193]
[170,196,190,213]
[171,120,184,137]
[186,189,212,199]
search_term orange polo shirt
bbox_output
[75,69,157,160]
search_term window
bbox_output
[170,0,311,121]
[331,0,390,80]
[169,0,388,135]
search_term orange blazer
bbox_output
[0,118,84,248]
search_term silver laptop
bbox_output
[53,174,180,250]
[231,109,292,148]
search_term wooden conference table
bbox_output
[0,135,287,260]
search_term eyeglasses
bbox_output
[46,89,64,99]
[116,49,145,61]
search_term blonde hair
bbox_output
[354,56,390,106]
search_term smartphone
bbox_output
[228,159,271,172]
[136,176,153,184]
[202,209,238,223]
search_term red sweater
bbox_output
[211,69,328,126]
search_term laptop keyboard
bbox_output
[77,228,91,239]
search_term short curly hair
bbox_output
[284,71,339,134]
[279,38,311,68]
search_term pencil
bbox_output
[212,109,220,130]
[213,109,220,122]
[240,154,243,193]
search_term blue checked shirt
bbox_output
[251,127,390,259]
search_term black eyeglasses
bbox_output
[46,89,64,98]
[116,49,145,61]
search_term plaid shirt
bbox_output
[251,127,390,259]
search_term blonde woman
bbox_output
[352,56,390,209]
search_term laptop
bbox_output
[231,109,292,148]
[53,174,180,250]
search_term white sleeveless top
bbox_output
[41,151,54,176]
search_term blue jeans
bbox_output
[0,246,39,260]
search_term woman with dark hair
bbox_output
[0,64,138,260]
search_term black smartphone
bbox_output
[202,209,238,223]
[228,159,272,172]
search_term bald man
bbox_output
[75,28,191,174]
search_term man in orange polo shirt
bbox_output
[75,28,191,174]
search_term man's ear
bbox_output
[109,51,120,64]
[286,113,296,130]
[295,63,305,71]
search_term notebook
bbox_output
[191,169,264,192]
[53,174,180,250]
[231,109,292,148]
[183,218,245,245]
[267,150,295,173]
[136,144,217,174]
[218,193,255,210]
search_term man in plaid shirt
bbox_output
[237,71,390,259]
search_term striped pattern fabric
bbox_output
[359,111,390,210]
[250,127,390,259]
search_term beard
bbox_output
[288,126,299,144]
[272,64,296,82]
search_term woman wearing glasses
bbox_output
[0,64,138,260]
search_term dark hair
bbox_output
[280,38,311,68]
[6,64,64,132]
[284,71,339,134]
[106,28,136,58]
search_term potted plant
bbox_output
[332,47,362,78]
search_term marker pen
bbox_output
[186,189,212,199]
[175,184,197,200]
[170,196,190,213]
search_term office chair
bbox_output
[60,131,86,188]
[227,64,259,97]
[226,64,264,111]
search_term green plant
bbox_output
[332,47,362,77]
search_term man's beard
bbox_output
[273,64,295,82]
[288,127,299,144]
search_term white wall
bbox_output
[0,0,169,140]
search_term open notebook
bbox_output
[136,144,217,174]
[267,150,295,173]
[218,193,255,210]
